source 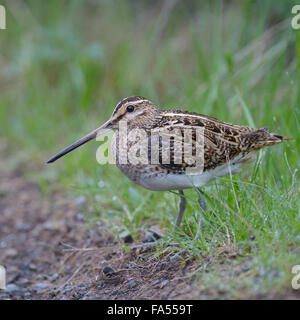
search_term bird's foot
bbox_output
[144,228,165,242]
[194,213,205,241]
[129,228,180,250]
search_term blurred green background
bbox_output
[0,0,299,297]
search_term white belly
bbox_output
[137,161,243,191]
[113,132,256,191]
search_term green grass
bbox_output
[1,0,299,298]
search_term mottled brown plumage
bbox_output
[47,96,286,229]
[107,97,283,175]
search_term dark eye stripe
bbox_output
[113,96,146,115]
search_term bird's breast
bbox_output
[109,130,256,191]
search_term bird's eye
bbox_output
[126,105,134,112]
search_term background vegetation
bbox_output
[0,0,299,298]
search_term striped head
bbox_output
[46,96,158,163]
[109,96,159,129]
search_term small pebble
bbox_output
[160,280,169,287]
[19,278,30,285]
[103,266,115,275]
[4,248,18,257]
[144,231,158,242]
[24,292,31,299]
[6,284,20,293]
[62,286,72,294]
[32,282,49,291]
[29,263,37,271]
[0,241,7,248]
[119,231,134,244]
[242,266,251,273]
[124,234,134,243]
[75,213,85,222]
[144,229,164,242]
[151,280,160,286]
[16,223,31,232]
[49,273,59,282]
[111,290,119,295]
[128,280,137,288]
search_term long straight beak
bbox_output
[46,120,111,163]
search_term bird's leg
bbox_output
[196,188,206,212]
[174,190,187,230]
[194,188,206,240]
[137,190,186,248]
[131,190,187,249]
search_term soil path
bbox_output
[0,168,197,300]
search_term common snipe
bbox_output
[47,96,287,230]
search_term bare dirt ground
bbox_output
[1,157,299,300]
[0,165,200,300]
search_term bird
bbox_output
[47,96,288,231]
